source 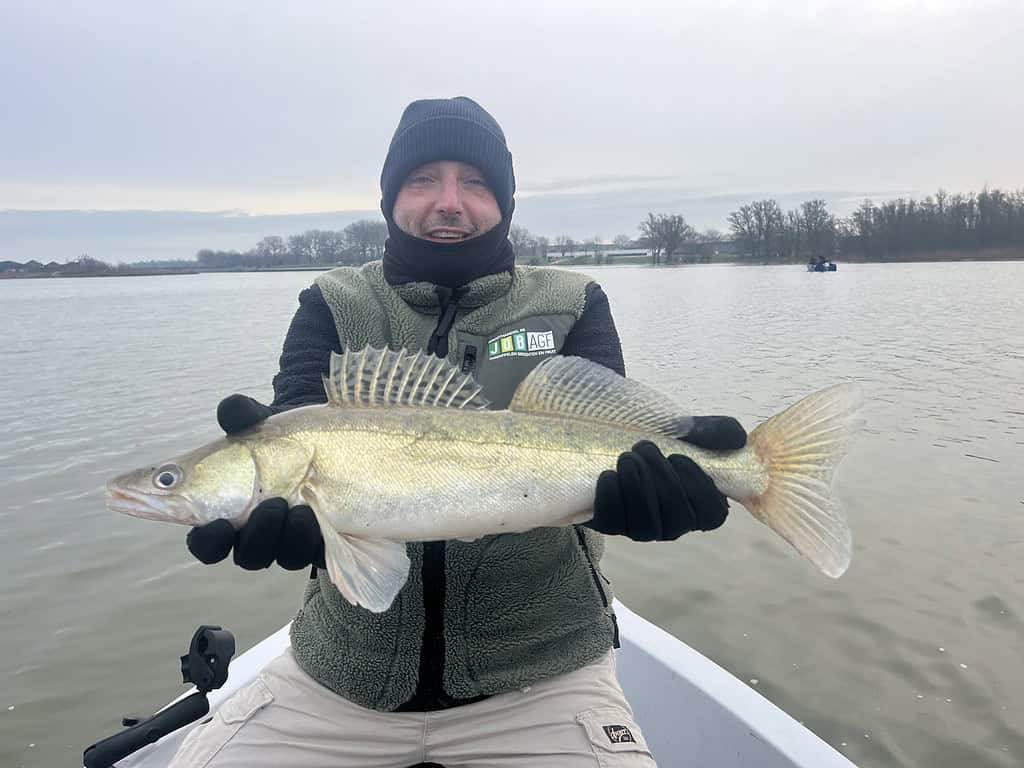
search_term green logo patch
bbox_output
[487,328,557,360]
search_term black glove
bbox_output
[185,394,326,571]
[589,416,747,542]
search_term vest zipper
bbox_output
[417,539,448,708]
[426,285,466,358]
[400,284,472,711]
[575,526,620,649]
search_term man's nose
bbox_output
[435,175,463,215]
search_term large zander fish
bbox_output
[108,347,863,612]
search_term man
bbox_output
[174,96,745,767]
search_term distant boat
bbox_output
[807,261,838,272]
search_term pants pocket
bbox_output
[169,677,275,767]
[576,706,657,767]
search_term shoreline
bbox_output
[552,251,1024,268]
[0,269,201,279]
[3,249,1023,279]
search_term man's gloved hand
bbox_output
[185,394,326,571]
[588,416,747,542]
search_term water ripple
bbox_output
[2,265,1023,768]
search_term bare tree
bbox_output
[368,221,388,259]
[254,236,289,266]
[553,235,575,260]
[344,219,388,264]
[534,235,549,263]
[663,215,696,264]
[728,205,759,260]
[639,213,663,263]
[799,199,835,262]
[751,200,785,261]
[781,210,803,261]
[728,201,784,261]
[640,213,696,264]
[509,224,533,262]
[313,229,348,263]
[850,200,878,258]
[287,229,345,264]
[287,233,314,265]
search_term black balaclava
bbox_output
[379,97,516,289]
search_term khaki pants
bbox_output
[170,648,657,767]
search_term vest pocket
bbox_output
[576,706,656,766]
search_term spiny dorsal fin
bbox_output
[323,347,491,410]
[508,356,695,438]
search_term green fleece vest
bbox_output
[289,260,617,711]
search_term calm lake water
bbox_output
[1,263,1021,768]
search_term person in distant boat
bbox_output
[175,97,745,768]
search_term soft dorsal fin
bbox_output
[323,347,491,410]
[508,356,695,438]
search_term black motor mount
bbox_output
[83,625,235,768]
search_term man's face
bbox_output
[392,160,502,243]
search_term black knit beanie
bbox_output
[379,97,518,289]
[380,96,516,220]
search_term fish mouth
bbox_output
[107,484,190,524]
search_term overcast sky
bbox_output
[2,0,1022,260]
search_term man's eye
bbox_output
[465,178,487,187]
[410,175,434,184]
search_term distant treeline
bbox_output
[196,220,558,268]
[5,187,1022,276]
[725,188,1024,263]
[846,188,1024,258]
[526,187,1024,266]
[195,219,388,269]
[0,255,170,277]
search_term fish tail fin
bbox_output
[744,383,864,578]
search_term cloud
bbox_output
[2,0,1020,217]
[518,174,678,195]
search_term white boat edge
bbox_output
[108,599,856,767]
[613,600,856,767]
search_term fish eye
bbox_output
[153,464,183,489]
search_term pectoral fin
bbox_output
[318,523,411,613]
